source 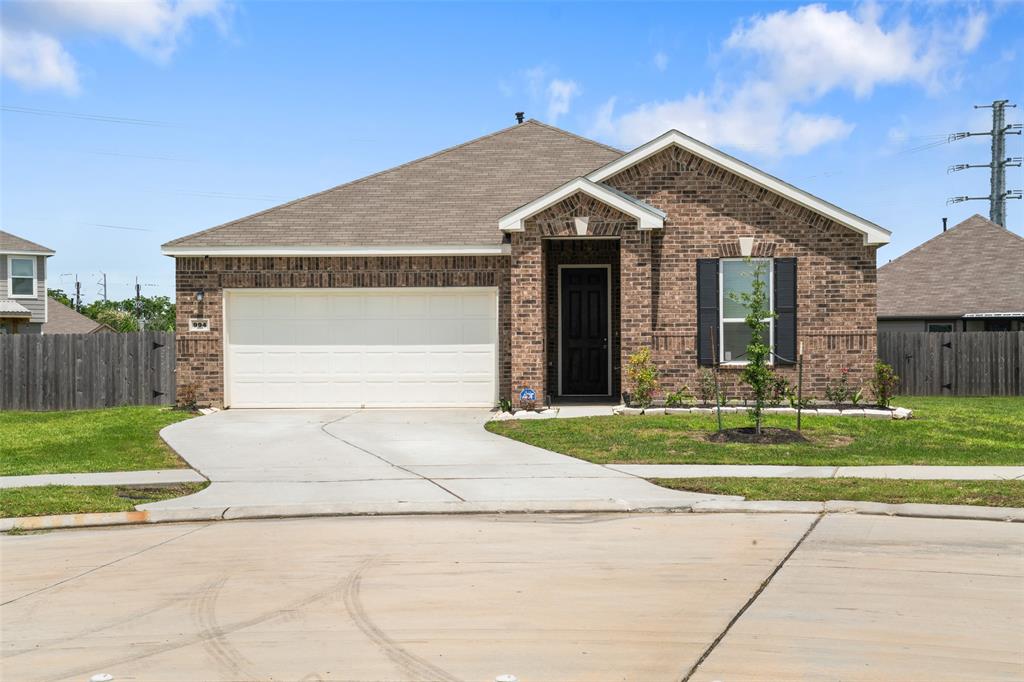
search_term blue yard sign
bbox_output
[519,387,536,402]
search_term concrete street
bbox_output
[2,513,1021,682]
[147,409,716,513]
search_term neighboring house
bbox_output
[878,215,1024,333]
[0,230,53,335]
[41,297,114,334]
[163,120,890,408]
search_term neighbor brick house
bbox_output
[163,120,890,408]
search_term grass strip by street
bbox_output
[0,406,195,476]
[652,477,1024,508]
[486,397,1024,466]
[0,482,208,518]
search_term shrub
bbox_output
[696,368,717,406]
[870,360,900,408]
[498,398,513,413]
[177,381,200,411]
[626,348,659,408]
[824,368,852,407]
[766,373,793,407]
[665,388,693,408]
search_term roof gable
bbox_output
[1,230,54,255]
[498,177,666,232]
[586,130,891,245]
[878,215,1024,318]
[163,121,623,253]
[41,298,111,334]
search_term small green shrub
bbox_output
[696,368,717,406]
[626,348,659,408]
[767,374,793,407]
[824,368,852,407]
[665,388,693,408]
[870,360,900,408]
[499,398,513,413]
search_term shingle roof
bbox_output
[41,298,111,334]
[0,300,32,316]
[878,215,1024,318]
[0,230,53,254]
[164,120,624,250]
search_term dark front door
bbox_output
[560,267,609,396]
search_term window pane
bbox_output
[12,276,34,295]
[722,321,769,363]
[722,260,768,318]
[11,258,33,277]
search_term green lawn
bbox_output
[0,483,208,518]
[653,478,1024,508]
[486,397,1024,466]
[1,406,195,476]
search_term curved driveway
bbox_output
[145,409,721,514]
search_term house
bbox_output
[41,297,113,334]
[1,230,54,335]
[162,120,890,408]
[878,215,1024,332]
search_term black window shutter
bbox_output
[696,259,719,366]
[774,258,797,365]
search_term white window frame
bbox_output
[719,257,773,366]
[7,256,37,299]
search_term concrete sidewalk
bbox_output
[610,464,1024,480]
[0,469,207,489]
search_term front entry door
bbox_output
[560,267,610,396]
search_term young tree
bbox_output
[731,260,775,434]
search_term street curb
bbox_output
[3,498,1022,531]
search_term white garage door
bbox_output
[225,288,498,408]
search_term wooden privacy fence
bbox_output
[0,331,176,411]
[878,331,1023,396]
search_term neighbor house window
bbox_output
[927,323,953,332]
[8,256,36,298]
[720,258,773,364]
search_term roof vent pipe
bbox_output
[515,112,525,124]
[942,217,948,232]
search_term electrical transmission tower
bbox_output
[947,99,1022,226]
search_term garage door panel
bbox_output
[227,289,497,407]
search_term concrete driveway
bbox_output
[3,513,1021,681]
[148,409,717,514]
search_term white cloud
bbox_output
[0,26,79,95]
[1,0,228,93]
[961,11,988,53]
[546,79,580,123]
[591,3,987,157]
[653,51,669,72]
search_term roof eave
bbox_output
[161,244,512,257]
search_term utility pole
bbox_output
[135,278,144,331]
[97,272,108,302]
[947,99,1022,226]
[74,278,82,311]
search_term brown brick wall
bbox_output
[604,145,879,398]
[175,255,510,407]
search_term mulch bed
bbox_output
[706,427,809,445]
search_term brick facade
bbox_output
[175,256,510,407]
[509,145,878,402]
[174,146,878,408]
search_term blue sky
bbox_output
[2,0,1022,301]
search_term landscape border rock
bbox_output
[611,405,913,420]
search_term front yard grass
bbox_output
[0,406,195,476]
[653,478,1024,508]
[0,482,208,518]
[486,397,1024,466]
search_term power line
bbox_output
[81,222,155,233]
[946,99,1022,226]
[1,105,174,127]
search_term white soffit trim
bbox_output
[2,249,55,256]
[498,177,666,232]
[161,244,512,257]
[587,130,892,245]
